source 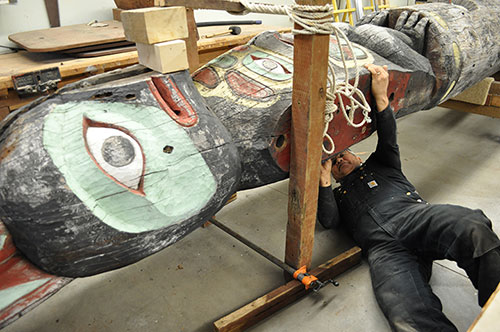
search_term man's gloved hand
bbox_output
[393,11,429,54]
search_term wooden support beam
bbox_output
[440,100,500,119]
[44,0,60,28]
[114,0,246,13]
[184,8,200,73]
[285,0,331,271]
[159,0,246,12]
[213,246,362,332]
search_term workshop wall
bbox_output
[0,0,414,55]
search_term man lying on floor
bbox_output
[317,63,500,332]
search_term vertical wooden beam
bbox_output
[184,8,200,73]
[44,0,60,28]
[285,0,331,270]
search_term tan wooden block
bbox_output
[136,40,189,73]
[112,8,123,21]
[121,6,188,44]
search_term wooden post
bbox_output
[285,0,331,271]
[184,8,200,73]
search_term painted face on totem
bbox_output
[43,100,216,233]
[0,70,240,277]
[192,32,295,189]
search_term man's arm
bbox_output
[364,64,402,170]
[317,159,341,229]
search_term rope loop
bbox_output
[240,1,373,153]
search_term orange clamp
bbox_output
[293,265,319,290]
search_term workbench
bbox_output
[0,23,291,121]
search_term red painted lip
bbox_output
[225,70,274,101]
[148,77,198,127]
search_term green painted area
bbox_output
[0,278,51,311]
[209,54,237,69]
[242,51,293,81]
[0,234,6,249]
[43,101,217,233]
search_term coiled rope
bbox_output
[240,0,372,153]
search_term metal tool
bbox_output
[209,217,339,292]
[202,26,242,38]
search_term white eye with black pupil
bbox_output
[254,59,287,74]
[86,127,144,190]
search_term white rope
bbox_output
[240,0,372,154]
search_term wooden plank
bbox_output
[0,90,41,112]
[115,0,246,13]
[285,0,331,270]
[121,7,188,44]
[197,25,291,52]
[136,40,189,73]
[184,8,200,72]
[468,282,500,332]
[113,8,123,21]
[440,100,500,119]
[44,0,60,28]
[0,107,9,122]
[0,51,140,91]
[9,20,126,52]
[213,246,362,332]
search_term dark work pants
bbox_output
[363,204,500,332]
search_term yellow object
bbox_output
[332,0,390,25]
[121,6,188,44]
[136,40,189,73]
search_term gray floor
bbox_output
[4,106,499,332]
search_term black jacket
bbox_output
[317,106,426,249]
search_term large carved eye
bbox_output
[242,51,293,81]
[251,55,291,75]
[83,118,145,195]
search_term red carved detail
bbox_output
[148,77,198,127]
[269,70,412,170]
[192,67,219,89]
[0,222,71,327]
[225,70,274,101]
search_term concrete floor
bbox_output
[4,106,500,332]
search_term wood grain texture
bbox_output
[285,0,331,271]
[121,6,188,44]
[440,100,500,118]
[213,246,362,332]
[184,8,200,72]
[9,21,126,52]
[44,0,60,28]
[115,0,246,13]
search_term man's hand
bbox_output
[320,159,333,187]
[364,64,389,111]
